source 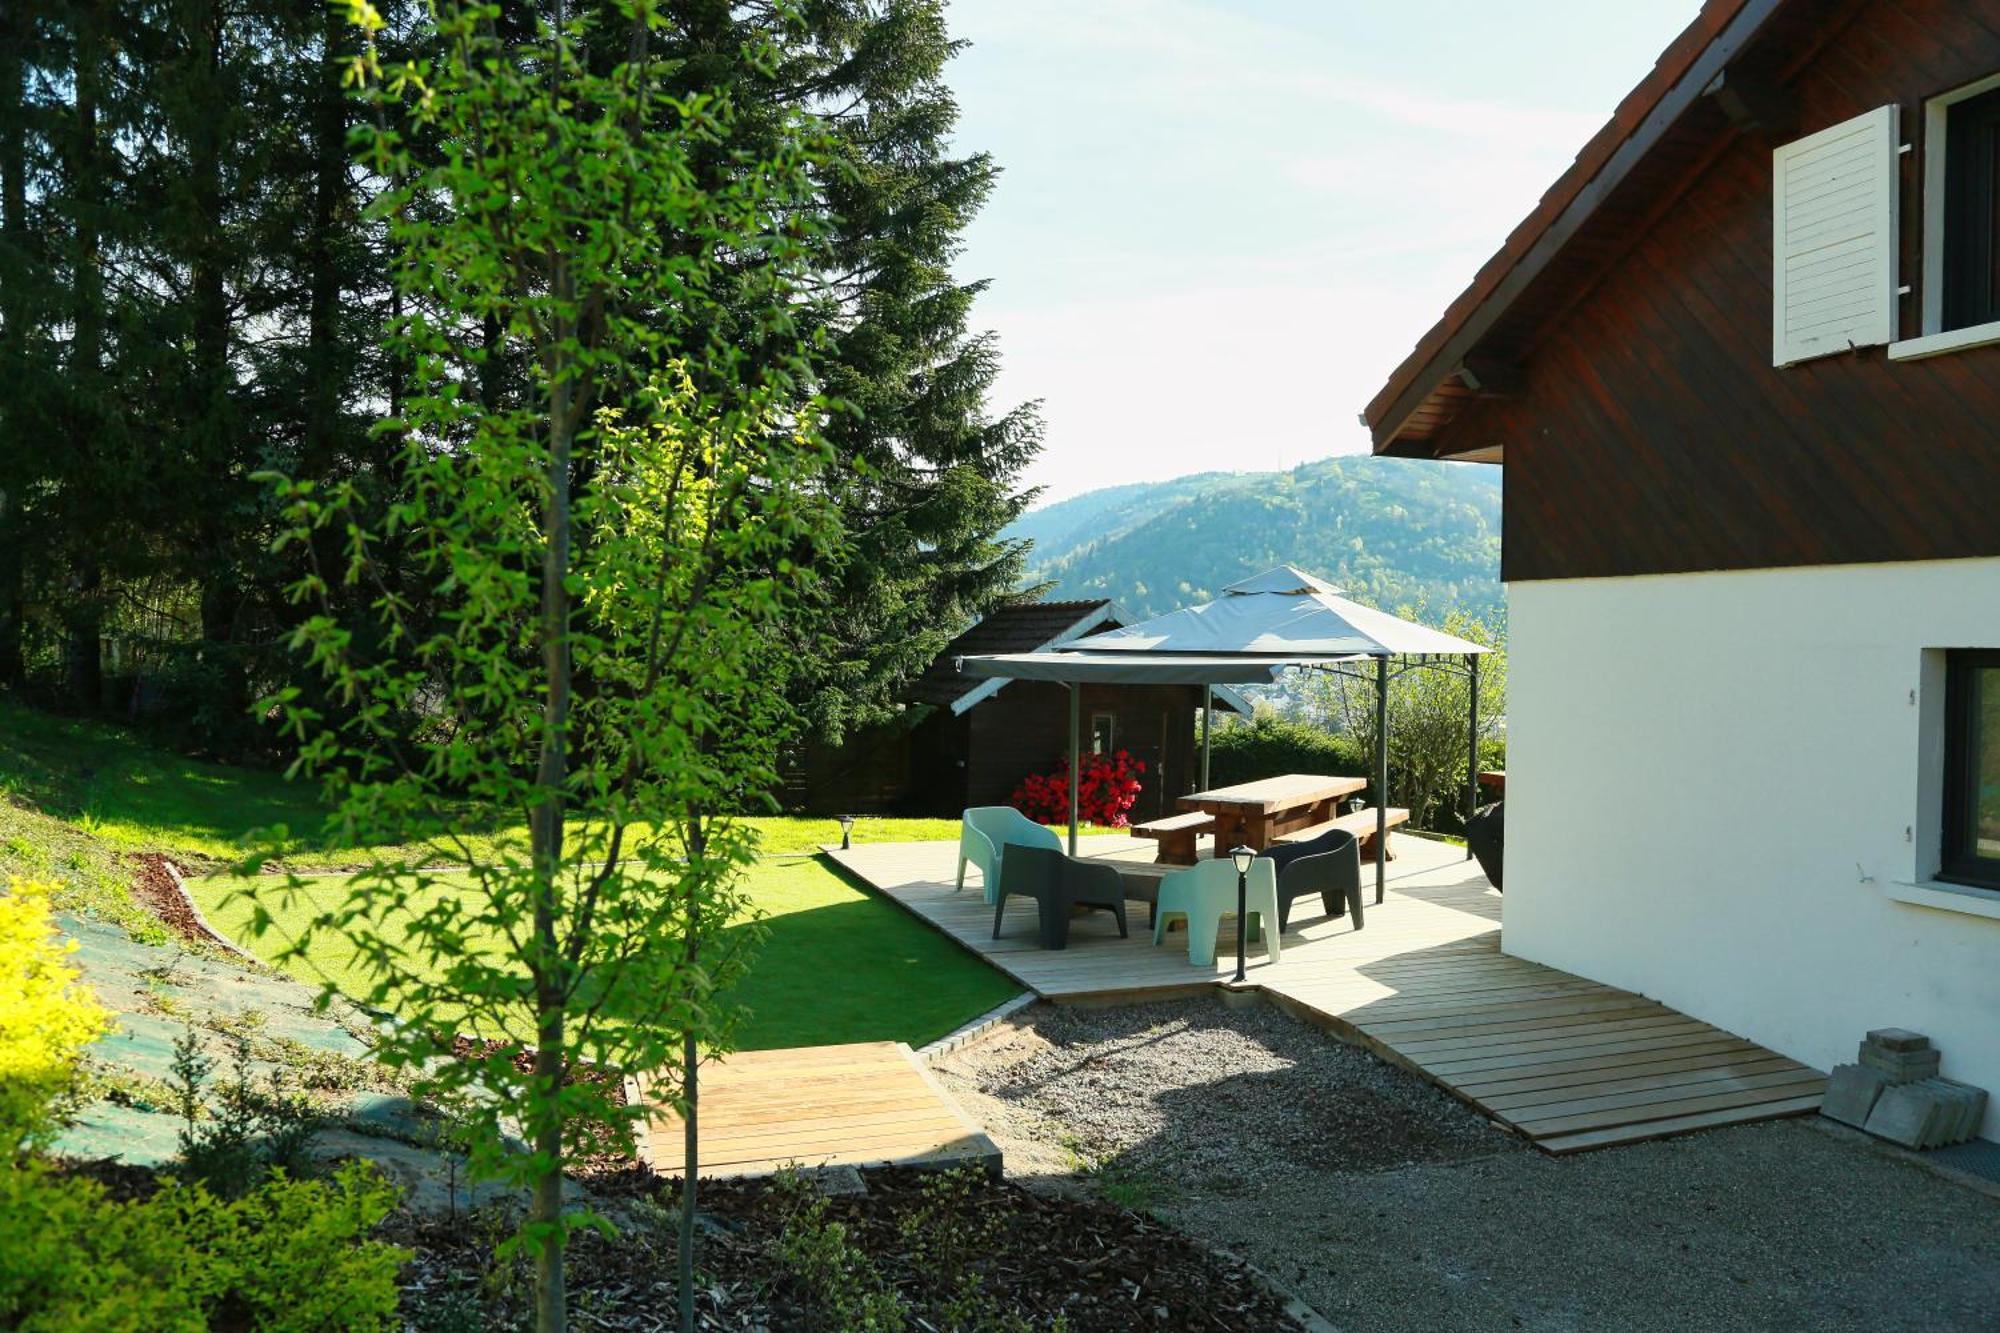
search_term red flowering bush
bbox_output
[1010,749,1147,827]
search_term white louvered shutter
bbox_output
[1772,104,1899,366]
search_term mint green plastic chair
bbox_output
[1151,858,1281,968]
[957,806,1063,906]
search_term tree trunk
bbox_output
[63,5,104,713]
[0,19,25,689]
[679,1022,698,1333]
[679,816,706,1333]
[302,0,346,479]
[529,250,577,1333]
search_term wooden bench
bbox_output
[1129,810,1216,865]
[1273,807,1410,859]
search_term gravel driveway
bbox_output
[930,997,2000,1332]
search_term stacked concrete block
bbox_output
[1821,1029,1990,1149]
[1857,1028,1941,1082]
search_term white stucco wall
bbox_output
[1506,557,2000,1140]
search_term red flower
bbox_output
[1010,748,1147,827]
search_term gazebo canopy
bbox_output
[955,652,1292,686]
[955,565,1492,898]
[1062,565,1489,661]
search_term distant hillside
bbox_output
[1007,457,1503,624]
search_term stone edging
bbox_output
[916,992,1037,1061]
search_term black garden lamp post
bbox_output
[1229,844,1255,984]
[836,814,858,850]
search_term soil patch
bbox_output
[394,1165,1304,1330]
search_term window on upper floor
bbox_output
[1941,650,2000,892]
[1938,84,2000,332]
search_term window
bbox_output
[1941,650,2000,891]
[1089,712,1115,756]
[1940,85,2000,331]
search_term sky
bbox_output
[943,0,1703,504]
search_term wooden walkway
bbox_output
[829,836,1824,1154]
[630,1041,1001,1178]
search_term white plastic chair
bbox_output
[1152,857,1281,968]
[957,806,1063,906]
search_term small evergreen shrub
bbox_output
[0,1159,406,1332]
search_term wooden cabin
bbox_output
[1366,0,2000,1140]
[796,600,1247,821]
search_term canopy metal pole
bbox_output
[1374,653,1388,905]
[1465,653,1480,861]
[1200,684,1212,789]
[1067,681,1080,856]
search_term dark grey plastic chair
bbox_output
[992,844,1130,950]
[1257,827,1364,932]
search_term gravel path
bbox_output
[932,996,2000,1333]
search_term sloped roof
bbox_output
[1363,0,1805,456]
[910,600,1119,708]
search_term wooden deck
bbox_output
[829,835,1825,1154]
[630,1042,1001,1178]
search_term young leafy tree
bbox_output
[1311,610,1507,832]
[257,4,838,1329]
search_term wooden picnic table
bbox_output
[1178,773,1367,853]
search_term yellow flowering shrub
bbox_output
[0,877,112,1152]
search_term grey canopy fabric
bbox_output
[956,652,1295,686]
[1065,565,1489,660]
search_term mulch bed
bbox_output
[393,1166,1305,1331]
[127,852,222,952]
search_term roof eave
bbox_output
[1364,0,1787,459]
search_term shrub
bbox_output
[1010,750,1146,827]
[1207,713,1365,790]
[0,1159,406,1332]
[0,877,112,1153]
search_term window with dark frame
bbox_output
[1089,712,1115,756]
[1941,650,2000,891]
[1941,85,2000,331]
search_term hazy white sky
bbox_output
[944,0,1701,503]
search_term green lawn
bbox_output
[3,699,1030,1049]
[192,853,1019,1049]
[0,698,1106,867]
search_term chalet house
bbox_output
[1367,0,2000,1139]
[798,599,1247,821]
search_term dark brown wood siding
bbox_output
[964,682,1200,822]
[1433,0,2000,582]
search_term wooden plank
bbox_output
[1512,1073,1827,1136]
[1425,1027,1755,1077]
[1374,1002,1678,1046]
[1452,1041,1771,1095]
[1535,1094,1826,1154]
[1479,1054,1805,1112]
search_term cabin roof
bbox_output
[909,601,1121,708]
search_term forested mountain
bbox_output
[1008,457,1503,623]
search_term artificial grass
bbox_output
[190,853,1020,1050]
